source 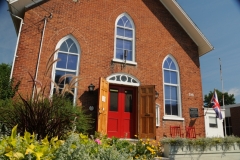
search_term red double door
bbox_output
[107,85,136,138]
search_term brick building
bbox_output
[8,0,213,140]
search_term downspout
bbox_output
[32,16,48,98]
[10,14,24,80]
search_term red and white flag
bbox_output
[211,91,223,119]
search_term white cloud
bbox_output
[228,88,240,97]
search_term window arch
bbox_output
[163,55,182,119]
[113,13,136,65]
[51,35,80,104]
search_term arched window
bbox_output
[113,13,136,65]
[163,55,182,119]
[52,35,80,104]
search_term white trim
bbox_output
[163,116,184,121]
[51,34,81,104]
[106,73,140,86]
[162,54,182,118]
[7,0,18,4]
[114,13,136,63]
[159,0,213,56]
[112,58,137,65]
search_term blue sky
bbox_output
[0,1,240,103]
[177,0,240,103]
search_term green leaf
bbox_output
[34,151,43,160]
[25,144,35,155]
[5,151,24,159]
[41,136,49,145]
[24,131,31,144]
[11,125,18,140]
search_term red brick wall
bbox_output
[12,0,205,139]
[230,107,240,137]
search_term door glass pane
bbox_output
[110,89,118,111]
[125,90,133,112]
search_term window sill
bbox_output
[112,59,137,66]
[163,116,184,121]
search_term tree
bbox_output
[0,63,20,100]
[204,89,235,107]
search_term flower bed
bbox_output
[160,137,240,160]
[0,126,162,160]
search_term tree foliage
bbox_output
[0,63,20,100]
[204,89,235,107]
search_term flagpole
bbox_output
[219,58,226,137]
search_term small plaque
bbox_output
[102,96,106,102]
[189,108,198,118]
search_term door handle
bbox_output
[145,113,150,116]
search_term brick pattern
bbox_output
[12,0,205,139]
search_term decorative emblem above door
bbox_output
[106,73,140,86]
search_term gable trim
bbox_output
[160,0,214,56]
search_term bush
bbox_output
[0,126,162,160]
[0,94,94,140]
[0,54,94,139]
[160,136,240,150]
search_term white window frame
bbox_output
[209,116,218,128]
[162,55,183,120]
[113,13,136,65]
[51,34,81,105]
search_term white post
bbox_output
[219,58,226,136]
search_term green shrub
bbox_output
[160,136,240,150]
[0,94,94,140]
[0,126,162,160]
[0,63,20,100]
[0,125,63,160]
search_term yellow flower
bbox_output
[147,146,154,152]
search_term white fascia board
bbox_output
[160,0,214,57]
[7,0,44,33]
[7,0,18,4]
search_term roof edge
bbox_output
[160,0,214,56]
